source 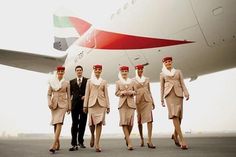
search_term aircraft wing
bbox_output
[0,49,67,73]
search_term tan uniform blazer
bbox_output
[115,80,136,109]
[133,78,154,104]
[48,81,71,110]
[83,80,110,108]
[160,69,189,101]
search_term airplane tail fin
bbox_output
[53,8,91,51]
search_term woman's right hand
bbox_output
[83,107,88,113]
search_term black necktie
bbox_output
[78,78,81,87]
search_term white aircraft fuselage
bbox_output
[62,0,236,82]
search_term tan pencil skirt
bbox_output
[119,101,135,126]
[136,100,153,124]
[165,89,183,119]
[88,101,106,126]
[51,107,67,125]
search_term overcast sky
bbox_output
[0,0,236,137]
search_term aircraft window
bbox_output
[116,8,121,15]
[134,57,140,60]
[123,3,129,10]
[110,0,138,20]
[110,14,115,20]
[132,0,137,4]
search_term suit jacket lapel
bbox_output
[75,77,84,88]
[72,78,78,88]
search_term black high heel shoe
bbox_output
[171,134,181,147]
[49,148,56,154]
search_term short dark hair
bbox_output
[75,65,83,71]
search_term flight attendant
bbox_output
[83,64,110,152]
[115,66,136,150]
[133,64,156,148]
[160,57,189,150]
[47,66,71,153]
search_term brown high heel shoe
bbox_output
[95,147,102,152]
[147,143,156,149]
[140,140,144,147]
[127,146,134,151]
[90,136,95,148]
[181,144,188,150]
[171,134,181,147]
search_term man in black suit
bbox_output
[69,65,88,151]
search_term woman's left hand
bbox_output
[185,96,190,101]
[161,100,165,107]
